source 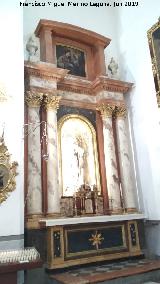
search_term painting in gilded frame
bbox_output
[148,19,160,106]
[56,45,86,77]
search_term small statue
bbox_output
[26,35,38,62]
[108,57,118,77]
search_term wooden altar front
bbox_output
[40,214,143,269]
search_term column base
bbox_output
[46,212,61,218]
[109,208,124,215]
[25,213,45,229]
[125,208,138,213]
[27,213,44,219]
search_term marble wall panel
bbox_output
[27,107,42,215]
[103,117,122,212]
[47,109,60,213]
[116,117,136,210]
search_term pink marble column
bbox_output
[114,106,137,213]
[25,91,43,216]
[45,95,61,215]
[98,104,122,214]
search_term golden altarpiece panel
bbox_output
[24,20,144,269]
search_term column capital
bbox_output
[44,95,61,110]
[96,104,115,118]
[114,105,127,118]
[25,91,43,107]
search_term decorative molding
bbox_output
[25,62,133,97]
[35,19,111,48]
[25,90,43,107]
[24,61,68,82]
[92,76,133,94]
[58,76,133,95]
[44,95,61,110]
[89,231,104,250]
[96,103,115,118]
[0,137,18,204]
[58,82,92,95]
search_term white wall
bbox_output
[117,0,160,220]
[0,0,24,237]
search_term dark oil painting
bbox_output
[56,45,86,77]
[152,28,160,73]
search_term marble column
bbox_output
[98,104,122,214]
[25,91,43,215]
[114,106,137,212]
[45,95,61,215]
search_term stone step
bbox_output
[50,258,160,284]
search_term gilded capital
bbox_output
[25,91,43,107]
[96,104,115,118]
[114,106,127,118]
[44,95,61,110]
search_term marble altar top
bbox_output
[39,213,145,227]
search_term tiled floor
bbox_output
[51,258,160,284]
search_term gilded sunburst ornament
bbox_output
[89,231,104,250]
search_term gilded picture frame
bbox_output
[0,137,18,204]
[147,18,160,107]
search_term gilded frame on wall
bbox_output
[0,137,18,204]
[147,18,160,107]
[58,114,101,197]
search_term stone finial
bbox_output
[108,57,118,77]
[96,104,115,118]
[26,35,38,62]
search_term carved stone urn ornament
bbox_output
[26,35,38,62]
[0,136,18,204]
[108,57,119,77]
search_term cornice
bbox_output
[24,61,68,82]
[92,76,133,94]
[57,75,93,95]
[58,75,133,95]
[35,19,111,48]
[25,62,133,96]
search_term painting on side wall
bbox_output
[56,45,86,77]
[147,19,160,106]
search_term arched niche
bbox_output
[58,114,101,196]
